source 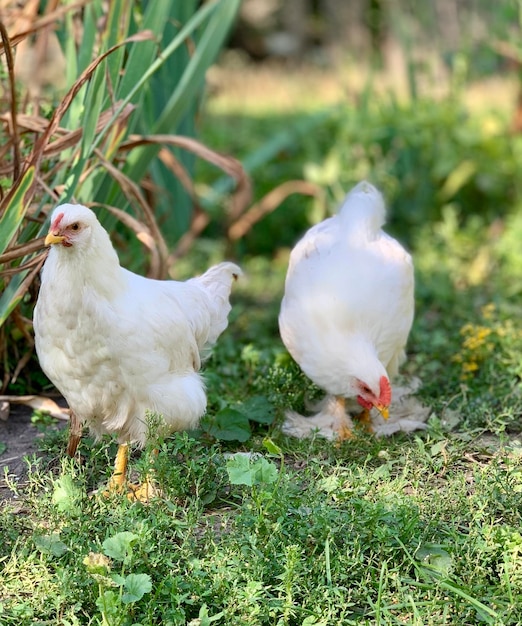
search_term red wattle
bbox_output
[357,395,373,410]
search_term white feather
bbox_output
[33,204,240,447]
[279,181,420,434]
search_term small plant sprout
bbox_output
[84,532,152,626]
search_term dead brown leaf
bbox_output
[122,133,252,220]
[0,395,70,420]
[0,400,9,421]
[92,153,168,279]
[228,180,321,240]
[0,0,93,52]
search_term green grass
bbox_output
[1,245,522,624]
[1,423,521,624]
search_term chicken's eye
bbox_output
[360,384,371,394]
[70,222,80,231]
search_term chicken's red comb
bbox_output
[379,376,392,406]
[51,211,65,231]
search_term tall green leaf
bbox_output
[115,0,241,230]
[0,269,31,326]
[0,167,35,255]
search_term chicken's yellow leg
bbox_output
[127,449,159,503]
[336,397,354,441]
[105,443,129,494]
[104,444,160,503]
[354,408,373,432]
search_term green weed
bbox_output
[84,532,152,626]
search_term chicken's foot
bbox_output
[353,408,374,432]
[127,476,159,503]
[103,445,160,502]
[127,449,160,503]
[336,402,376,441]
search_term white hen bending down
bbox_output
[279,181,424,440]
[34,204,241,499]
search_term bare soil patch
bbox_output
[0,405,66,501]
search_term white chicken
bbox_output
[279,181,424,439]
[34,204,241,499]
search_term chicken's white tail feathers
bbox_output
[338,181,386,237]
[195,261,242,347]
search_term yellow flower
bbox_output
[460,323,475,336]
[481,303,496,320]
[460,359,480,380]
[461,325,492,351]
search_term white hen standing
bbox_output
[34,204,240,499]
[279,181,414,439]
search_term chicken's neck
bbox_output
[42,242,124,303]
[345,329,386,366]
[304,332,387,398]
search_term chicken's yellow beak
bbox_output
[375,404,389,420]
[45,232,65,246]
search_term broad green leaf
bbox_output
[430,440,448,457]
[154,0,241,133]
[110,573,126,586]
[302,618,328,626]
[90,1,227,211]
[253,458,279,485]
[206,408,251,442]
[116,2,173,101]
[80,61,108,161]
[102,531,139,562]
[318,475,339,494]
[0,167,35,255]
[226,455,279,486]
[96,590,119,620]
[77,1,101,74]
[241,395,275,425]
[61,1,102,128]
[51,475,82,515]
[103,0,132,88]
[120,0,241,195]
[197,603,224,623]
[226,454,255,486]
[416,544,454,577]
[33,533,68,557]
[122,573,152,604]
